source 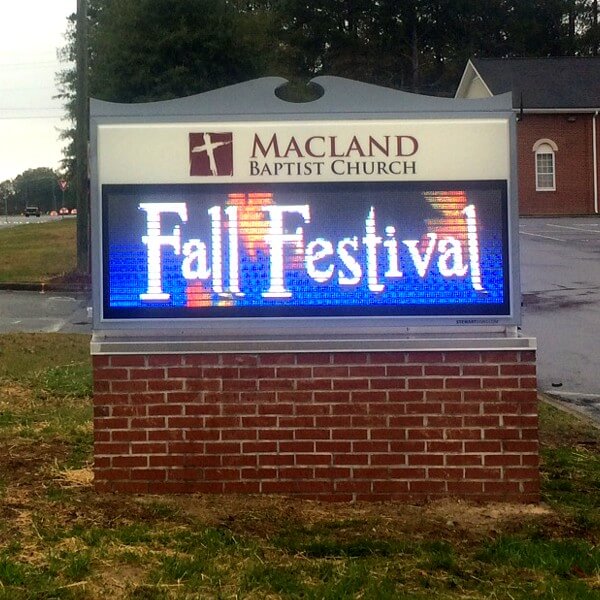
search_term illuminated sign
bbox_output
[91,81,519,333]
[103,181,508,320]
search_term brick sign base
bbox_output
[93,350,539,502]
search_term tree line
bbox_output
[56,0,600,173]
[0,169,74,216]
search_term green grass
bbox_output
[1,334,600,598]
[0,334,91,463]
[0,334,92,474]
[539,402,600,537]
[478,536,600,576]
[0,333,90,382]
[0,219,76,283]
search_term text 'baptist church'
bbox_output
[249,133,419,177]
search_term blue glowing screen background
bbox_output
[102,181,510,319]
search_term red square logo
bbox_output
[189,132,233,176]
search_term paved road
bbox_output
[519,217,600,420]
[0,215,88,332]
[0,290,91,334]
[0,215,72,229]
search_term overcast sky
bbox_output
[0,0,75,182]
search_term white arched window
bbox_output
[533,139,558,191]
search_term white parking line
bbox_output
[48,297,78,303]
[519,231,565,242]
[547,224,600,234]
[44,320,68,333]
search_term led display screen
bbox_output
[102,181,509,320]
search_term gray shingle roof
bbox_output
[471,57,600,109]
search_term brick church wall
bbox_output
[517,113,595,215]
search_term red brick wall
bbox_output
[93,350,539,502]
[517,113,595,215]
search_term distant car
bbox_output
[59,207,69,215]
[23,206,41,217]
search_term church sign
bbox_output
[90,77,519,342]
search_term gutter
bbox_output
[514,107,600,114]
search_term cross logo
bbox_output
[189,132,233,176]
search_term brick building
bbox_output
[455,57,600,216]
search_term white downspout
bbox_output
[594,110,599,214]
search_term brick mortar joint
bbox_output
[97,351,536,369]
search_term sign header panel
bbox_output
[97,119,510,184]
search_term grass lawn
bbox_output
[1,333,599,599]
[0,219,76,283]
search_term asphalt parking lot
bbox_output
[0,290,91,334]
[519,217,600,420]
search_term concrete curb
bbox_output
[0,282,91,293]
[539,393,600,428]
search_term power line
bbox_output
[0,86,57,92]
[0,107,64,111]
[0,60,62,69]
[0,114,67,121]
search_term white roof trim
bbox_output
[455,60,494,99]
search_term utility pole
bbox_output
[75,0,89,274]
[594,0,599,57]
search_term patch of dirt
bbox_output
[53,466,94,488]
[139,494,555,542]
[0,439,70,485]
[55,536,88,553]
[423,498,552,534]
[94,562,147,594]
[0,381,34,411]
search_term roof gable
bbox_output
[454,60,493,99]
[458,57,600,109]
